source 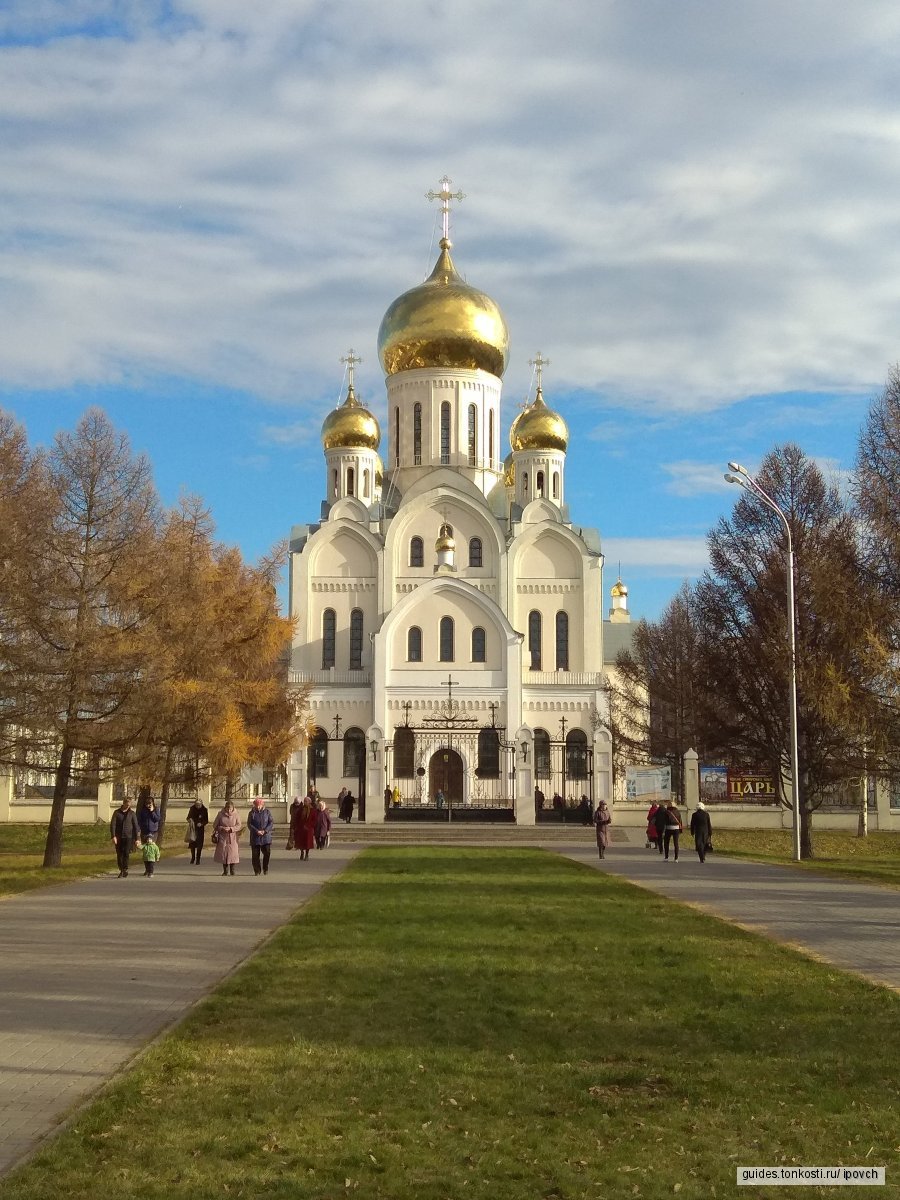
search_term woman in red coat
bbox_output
[291,795,316,860]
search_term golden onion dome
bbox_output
[509,388,568,454]
[435,521,456,553]
[377,239,509,378]
[611,578,628,599]
[502,452,516,488]
[321,384,381,451]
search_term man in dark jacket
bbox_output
[689,802,713,863]
[652,801,668,855]
[110,797,141,878]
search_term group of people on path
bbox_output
[645,800,713,862]
[288,790,333,859]
[110,788,335,879]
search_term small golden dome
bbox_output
[435,521,456,553]
[510,388,568,454]
[502,452,516,488]
[378,239,509,378]
[611,579,628,598]
[321,385,381,451]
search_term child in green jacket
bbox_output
[141,834,161,877]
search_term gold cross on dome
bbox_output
[529,352,550,392]
[426,175,465,242]
[340,349,361,389]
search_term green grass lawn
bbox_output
[0,822,186,898]
[0,847,897,1200]
[714,829,900,888]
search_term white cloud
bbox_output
[2,0,900,413]
[603,536,709,574]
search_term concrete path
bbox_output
[0,844,359,1178]
[562,837,900,991]
[2,832,898,1180]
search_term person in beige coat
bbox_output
[213,801,242,876]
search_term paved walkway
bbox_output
[1,834,898,1179]
[0,844,359,1178]
[562,834,900,991]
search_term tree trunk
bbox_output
[156,744,175,847]
[43,742,74,867]
[224,772,235,801]
[799,803,813,860]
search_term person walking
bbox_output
[344,791,355,824]
[593,800,612,859]
[383,785,392,815]
[646,802,660,851]
[185,797,209,864]
[392,784,401,809]
[291,795,316,860]
[247,796,274,876]
[652,802,668,855]
[689,801,713,863]
[315,799,331,849]
[663,802,683,862]
[337,787,349,822]
[110,797,141,878]
[213,800,242,877]
[141,833,161,877]
[137,796,161,843]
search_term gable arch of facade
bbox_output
[307,522,380,579]
[328,496,369,523]
[385,488,505,575]
[511,523,585,580]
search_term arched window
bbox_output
[440,401,451,465]
[555,611,569,671]
[322,609,336,669]
[528,609,542,670]
[477,726,500,778]
[439,616,454,662]
[310,727,329,780]
[471,626,486,662]
[469,537,483,567]
[362,469,370,498]
[488,409,495,465]
[552,471,560,499]
[349,608,363,669]
[407,626,423,662]
[566,729,588,780]
[343,727,365,777]
[394,406,400,466]
[394,726,415,778]
[410,536,424,567]
[413,402,422,464]
[536,470,545,497]
[534,728,551,780]
[332,469,339,497]
[347,467,355,497]
[468,403,477,466]
[523,471,529,495]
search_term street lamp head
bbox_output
[727,461,747,475]
[724,473,744,486]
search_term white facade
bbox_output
[287,234,613,823]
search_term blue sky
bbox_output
[2,1,897,620]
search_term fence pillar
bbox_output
[0,770,12,822]
[515,726,535,825]
[683,748,699,810]
[593,727,612,806]
[366,725,385,824]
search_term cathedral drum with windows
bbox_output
[287,188,622,823]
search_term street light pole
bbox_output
[725,463,802,862]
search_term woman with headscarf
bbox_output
[213,800,242,877]
[291,794,316,860]
[593,800,612,859]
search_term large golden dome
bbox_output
[509,389,568,453]
[321,385,381,451]
[377,239,509,378]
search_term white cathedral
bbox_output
[287,181,631,823]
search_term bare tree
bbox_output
[699,444,882,857]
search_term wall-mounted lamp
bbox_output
[520,740,530,764]
[370,739,378,762]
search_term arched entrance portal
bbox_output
[429,748,464,805]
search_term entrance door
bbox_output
[429,748,464,805]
